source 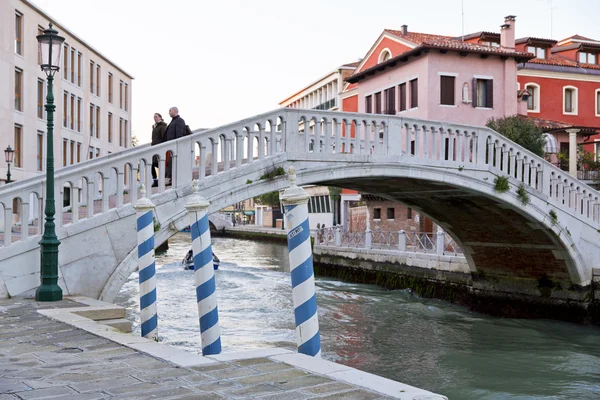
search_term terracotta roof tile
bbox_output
[527,54,600,70]
[384,29,453,44]
[521,116,600,132]
[341,60,361,68]
[421,39,533,58]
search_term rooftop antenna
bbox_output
[461,0,465,41]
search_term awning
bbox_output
[244,211,255,216]
[543,133,559,154]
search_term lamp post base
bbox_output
[35,284,62,301]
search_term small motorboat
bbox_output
[183,250,220,270]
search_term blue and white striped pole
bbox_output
[134,185,158,340]
[185,179,221,355]
[281,167,321,357]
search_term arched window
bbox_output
[524,82,540,113]
[378,49,392,63]
[563,85,578,115]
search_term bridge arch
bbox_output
[99,158,592,303]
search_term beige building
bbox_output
[0,0,133,184]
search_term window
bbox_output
[399,83,407,111]
[70,141,75,165]
[77,143,81,163]
[96,106,101,138]
[14,125,22,168]
[365,95,372,113]
[407,207,412,219]
[373,208,381,220]
[527,46,546,59]
[524,83,540,112]
[563,86,577,114]
[63,139,68,166]
[63,92,68,127]
[124,83,128,111]
[37,26,44,63]
[90,61,95,93]
[63,44,69,80]
[90,104,94,136]
[108,73,113,103]
[37,132,44,171]
[374,92,382,114]
[579,52,597,64]
[119,80,124,108]
[70,48,75,83]
[37,79,44,119]
[14,69,23,111]
[124,120,128,147]
[108,112,113,143]
[410,78,418,108]
[96,65,101,96]
[596,89,600,116]
[89,147,94,160]
[473,78,493,108]
[70,95,75,129]
[482,41,500,48]
[15,12,23,55]
[440,76,455,106]
[77,98,82,132]
[119,118,124,146]
[379,49,391,63]
[96,148,100,158]
[77,52,82,86]
[387,208,395,220]
[385,86,396,114]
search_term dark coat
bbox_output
[151,121,167,145]
[164,115,186,142]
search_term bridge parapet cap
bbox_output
[185,180,210,211]
[281,167,309,205]
[133,185,155,212]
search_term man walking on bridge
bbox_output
[164,107,186,184]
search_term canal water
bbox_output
[115,233,600,399]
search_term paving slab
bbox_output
[0,297,447,400]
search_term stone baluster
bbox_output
[71,187,79,225]
[4,206,12,245]
[103,175,111,214]
[436,231,445,256]
[21,202,28,241]
[365,228,372,249]
[335,225,341,246]
[87,179,94,218]
[211,140,219,176]
[116,172,124,208]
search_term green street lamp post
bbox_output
[4,146,14,184]
[35,23,65,302]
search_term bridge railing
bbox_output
[315,226,462,256]
[0,108,598,249]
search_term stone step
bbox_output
[100,318,132,333]
[72,307,125,321]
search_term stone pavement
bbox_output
[0,298,442,400]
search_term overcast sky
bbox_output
[31,0,600,144]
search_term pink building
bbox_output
[343,17,533,128]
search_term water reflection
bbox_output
[115,233,600,400]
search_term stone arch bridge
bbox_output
[0,109,598,310]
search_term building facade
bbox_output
[1,0,133,185]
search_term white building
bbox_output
[279,61,358,111]
[0,0,134,186]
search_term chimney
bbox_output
[500,15,516,50]
[401,25,408,35]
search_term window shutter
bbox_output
[388,86,396,113]
[472,78,477,107]
[440,76,455,105]
[486,79,494,108]
[399,84,406,111]
[410,79,418,108]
